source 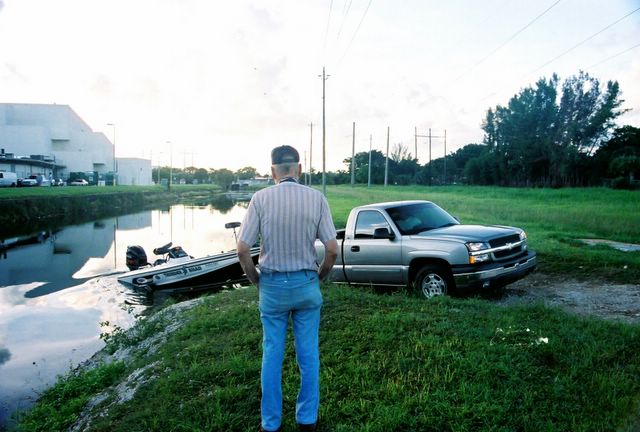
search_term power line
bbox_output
[527,6,640,77]
[449,0,563,85]
[479,8,640,105]
[437,0,510,58]
[323,0,334,50]
[337,0,353,39]
[338,0,373,65]
[587,42,640,70]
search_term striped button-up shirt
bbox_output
[238,181,336,272]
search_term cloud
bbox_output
[0,1,4,12]
[90,75,112,98]
[0,346,10,365]
[3,63,27,82]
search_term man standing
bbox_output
[237,145,338,432]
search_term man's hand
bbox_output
[318,238,338,282]
[237,240,260,287]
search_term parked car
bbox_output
[0,171,17,187]
[36,175,52,187]
[19,177,38,187]
[315,200,537,298]
[54,178,65,186]
[68,179,89,186]
[20,174,51,187]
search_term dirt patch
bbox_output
[491,272,640,325]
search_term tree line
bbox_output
[156,71,639,190]
[344,71,638,189]
[152,166,261,190]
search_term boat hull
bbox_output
[117,247,260,291]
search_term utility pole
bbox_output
[384,126,390,186]
[414,126,418,161]
[304,150,308,185]
[318,67,330,196]
[414,126,418,184]
[368,134,372,188]
[309,122,313,186]
[415,128,447,186]
[351,121,355,186]
[443,129,447,185]
[429,128,432,186]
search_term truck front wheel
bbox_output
[414,265,452,299]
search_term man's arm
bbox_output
[237,240,260,287]
[318,238,338,281]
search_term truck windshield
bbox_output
[387,203,459,235]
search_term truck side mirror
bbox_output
[373,227,395,240]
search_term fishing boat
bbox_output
[117,222,259,292]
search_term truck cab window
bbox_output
[354,211,390,239]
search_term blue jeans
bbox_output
[259,269,322,431]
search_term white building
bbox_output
[0,103,151,185]
[117,158,152,186]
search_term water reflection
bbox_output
[0,202,248,429]
[0,347,9,365]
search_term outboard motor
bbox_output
[126,245,148,270]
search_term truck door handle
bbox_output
[351,246,360,252]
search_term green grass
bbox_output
[0,183,221,198]
[17,286,640,431]
[3,184,637,283]
[15,362,127,432]
[323,185,640,283]
[10,184,640,431]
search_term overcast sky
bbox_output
[1,0,638,174]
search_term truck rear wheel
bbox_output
[414,265,452,299]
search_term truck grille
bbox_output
[489,234,524,261]
[489,234,520,248]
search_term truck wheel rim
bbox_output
[422,273,446,298]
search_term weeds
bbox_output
[15,362,126,432]
[19,286,640,431]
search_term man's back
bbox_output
[239,181,335,273]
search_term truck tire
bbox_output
[414,265,452,299]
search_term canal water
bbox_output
[0,202,249,429]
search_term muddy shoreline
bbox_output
[494,272,640,325]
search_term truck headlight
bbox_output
[519,230,528,250]
[466,242,490,264]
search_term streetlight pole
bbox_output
[166,141,172,190]
[156,151,162,185]
[107,123,116,186]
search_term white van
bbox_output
[0,171,17,187]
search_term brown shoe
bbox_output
[259,425,283,432]
[298,422,317,432]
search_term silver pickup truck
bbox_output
[316,200,537,298]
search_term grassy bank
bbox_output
[3,183,637,282]
[0,184,223,237]
[16,285,640,431]
[324,185,640,284]
[9,184,640,431]
[0,184,224,199]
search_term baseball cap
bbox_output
[271,145,300,165]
